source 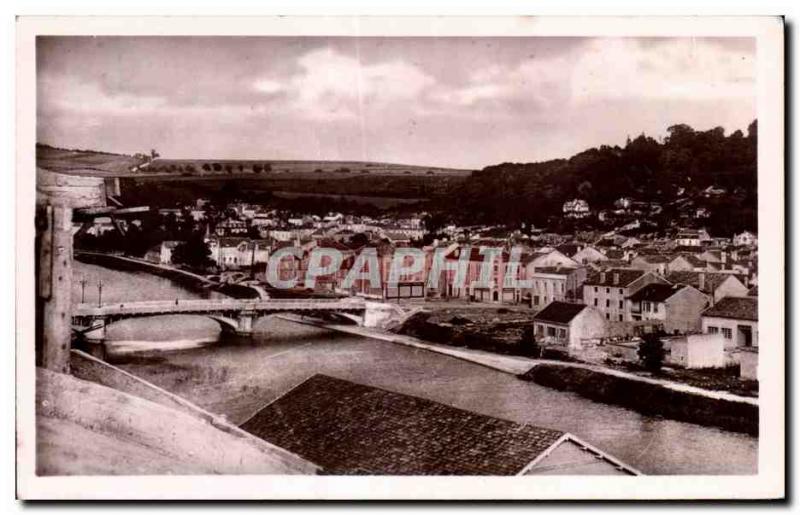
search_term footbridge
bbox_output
[72,297,367,340]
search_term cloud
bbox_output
[252,47,436,120]
[37,37,756,168]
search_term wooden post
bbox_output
[39,205,73,373]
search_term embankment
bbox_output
[75,251,260,298]
[520,364,758,436]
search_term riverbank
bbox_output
[520,365,757,436]
[283,316,758,435]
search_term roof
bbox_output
[635,254,671,264]
[665,271,745,294]
[240,374,566,475]
[627,283,686,303]
[584,268,647,287]
[531,266,575,276]
[681,254,708,267]
[702,296,758,321]
[533,301,588,324]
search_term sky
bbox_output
[37,36,756,169]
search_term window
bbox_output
[618,300,623,309]
[594,298,598,306]
[606,313,610,320]
[708,326,719,334]
[606,287,610,293]
[594,286,598,292]
[606,299,610,307]
[619,288,623,294]
[547,327,556,337]
[533,295,539,306]
[557,328,567,339]
[618,314,623,321]
[722,328,733,339]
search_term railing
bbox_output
[73,297,366,317]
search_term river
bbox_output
[72,261,758,475]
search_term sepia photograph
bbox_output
[15,15,785,500]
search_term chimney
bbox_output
[613,272,620,285]
[698,272,706,292]
[600,271,606,284]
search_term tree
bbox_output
[171,233,213,270]
[638,332,666,372]
[150,148,160,160]
[519,325,541,358]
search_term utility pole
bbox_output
[80,277,87,303]
[97,280,103,307]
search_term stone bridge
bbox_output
[72,297,368,340]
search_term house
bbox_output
[239,375,638,476]
[562,199,591,219]
[147,240,181,265]
[528,266,587,307]
[733,231,758,247]
[524,249,579,271]
[207,237,270,269]
[571,246,608,265]
[214,219,248,237]
[667,254,712,273]
[669,334,726,369]
[583,269,668,322]
[442,247,518,303]
[674,229,710,247]
[626,283,709,334]
[701,296,758,350]
[696,249,727,265]
[630,254,671,275]
[532,302,607,349]
[665,271,749,305]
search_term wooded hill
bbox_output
[448,121,757,236]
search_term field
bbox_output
[143,158,472,179]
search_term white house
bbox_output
[701,296,758,351]
[562,199,591,219]
[669,333,726,369]
[533,301,607,349]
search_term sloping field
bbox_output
[36,144,142,176]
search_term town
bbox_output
[73,178,759,385]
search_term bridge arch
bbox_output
[206,315,244,334]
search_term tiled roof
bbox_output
[702,296,758,321]
[584,268,646,287]
[627,283,685,303]
[240,375,565,475]
[665,271,745,294]
[533,301,587,324]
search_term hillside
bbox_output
[447,121,758,236]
